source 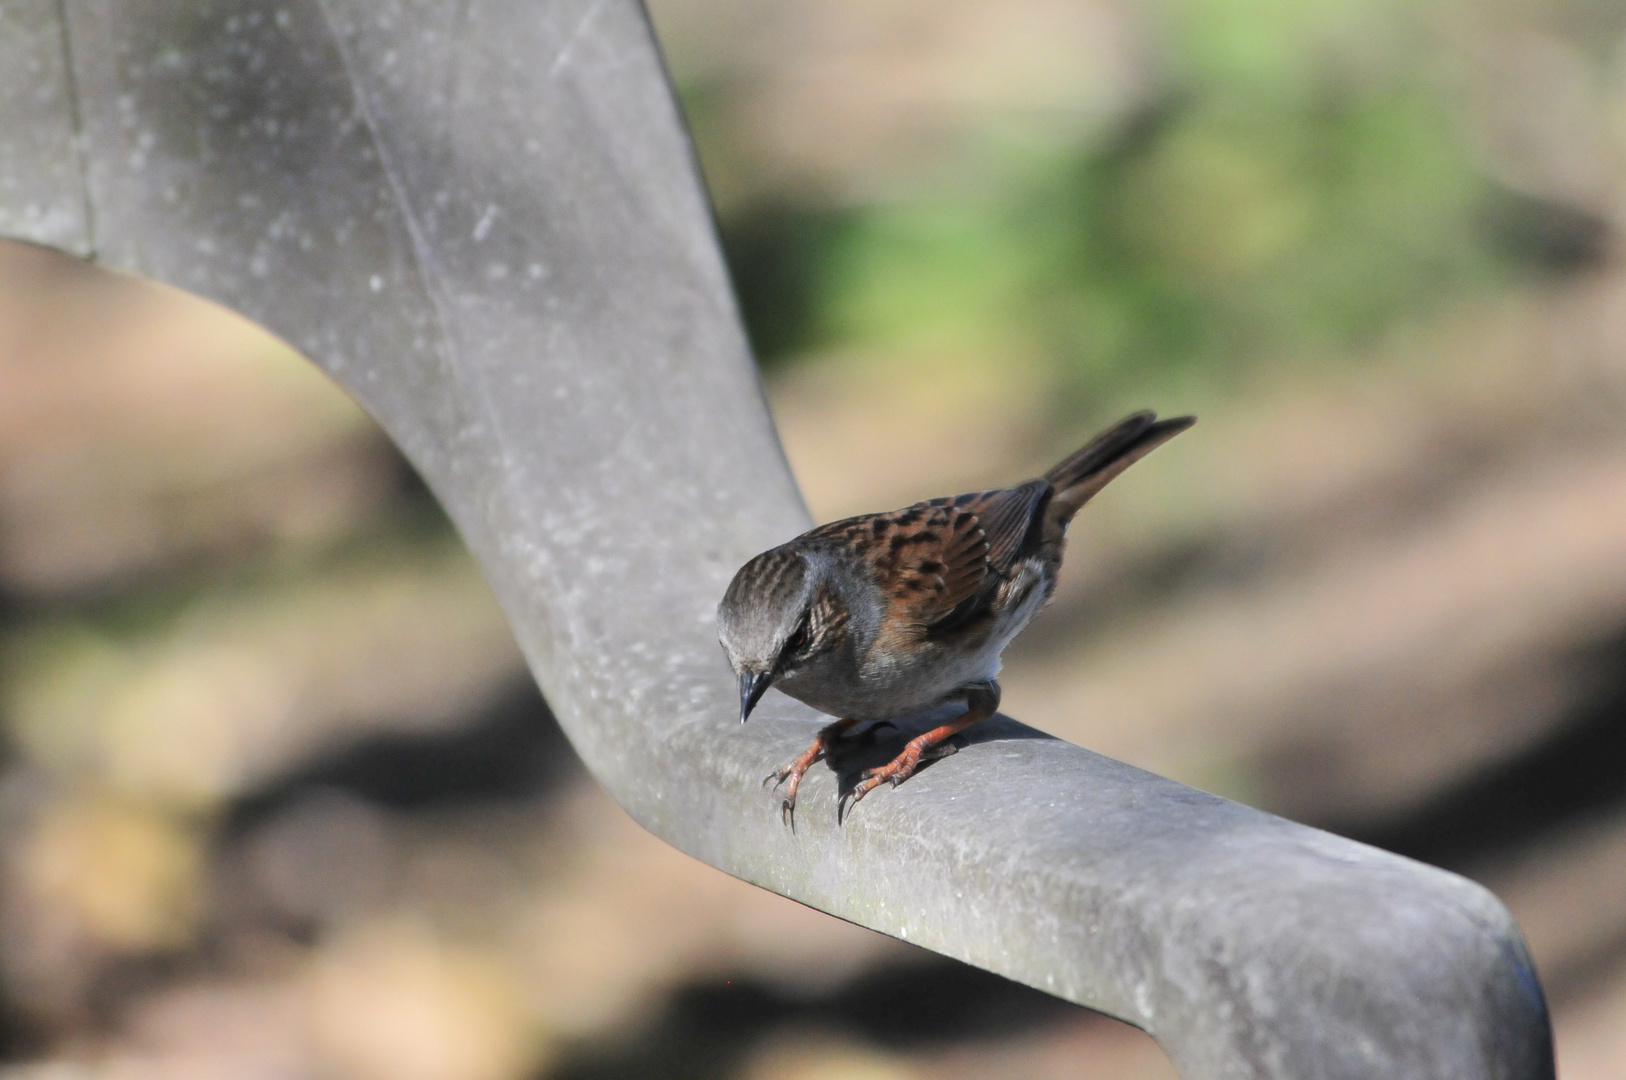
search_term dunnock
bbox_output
[718,410,1194,820]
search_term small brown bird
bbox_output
[718,410,1194,819]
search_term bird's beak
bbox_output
[739,670,773,723]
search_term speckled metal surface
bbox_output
[0,2,1556,1076]
[0,0,91,251]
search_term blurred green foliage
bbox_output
[700,0,1608,401]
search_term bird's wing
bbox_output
[952,479,1050,574]
[851,479,1050,631]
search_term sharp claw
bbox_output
[767,722,860,822]
[770,763,804,829]
[839,778,881,825]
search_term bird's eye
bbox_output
[783,623,809,657]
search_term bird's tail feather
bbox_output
[1043,411,1194,532]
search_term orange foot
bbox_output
[765,717,858,826]
[838,682,999,822]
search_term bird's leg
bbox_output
[766,717,860,824]
[842,681,1000,818]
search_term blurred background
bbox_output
[0,0,1624,1076]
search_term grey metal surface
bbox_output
[0,2,1555,1076]
[0,0,90,251]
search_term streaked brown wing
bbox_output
[824,479,1049,631]
[950,479,1049,574]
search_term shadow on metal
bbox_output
[0,1,1555,1076]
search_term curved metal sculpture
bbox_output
[0,2,1556,1076]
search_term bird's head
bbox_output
[717,546,827,722]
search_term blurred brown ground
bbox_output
[0,0,1624,1078]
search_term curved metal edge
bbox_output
[0,1,1556,1077]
